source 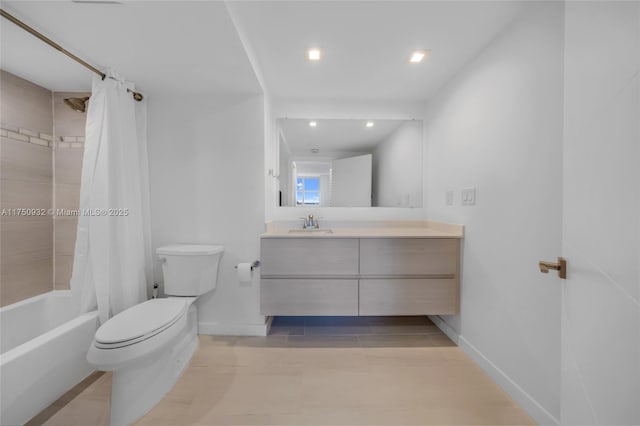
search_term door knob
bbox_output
[539,257,567,279]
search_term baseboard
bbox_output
[429,316,559,426]
[459,336,559,425]
[428,315,460,344]
[198,317,272,337]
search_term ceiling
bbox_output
[1,1,523,102]
[227,1,524,101]
[0,1,262,96]
[280,118,407,157]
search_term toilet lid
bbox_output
[95,298,188,346]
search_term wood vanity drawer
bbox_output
[261,279,358,316]
[359,238,458,276]
[261,238,359,277]
[359,278,459,315]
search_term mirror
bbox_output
[277,118,423,208]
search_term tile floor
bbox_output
[27,316,534,426]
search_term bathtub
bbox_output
[0,290,98,425]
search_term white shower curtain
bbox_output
[70,70,153,324]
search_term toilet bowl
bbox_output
[87,244,224,426]
[87,297,195,370]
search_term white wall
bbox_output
[561,2,640,424]
[148,93,267,335]
[424,3,564,423]
[372,120,423,208]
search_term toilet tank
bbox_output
[156,244,224,296]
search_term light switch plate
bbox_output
[462,187,476,205]
[446,190,454,206]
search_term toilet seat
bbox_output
[95,298,189,349]
[87,297,197,371]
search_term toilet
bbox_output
[87,244,224,426]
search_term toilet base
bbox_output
[108,306,197,426]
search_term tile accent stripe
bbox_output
[1,127,88,149]
[1,126,55,148]
[57,137,85,149]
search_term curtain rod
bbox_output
[1,8,144,101]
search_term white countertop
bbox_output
[261,220,464,239]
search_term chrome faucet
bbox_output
[299,214,320,229]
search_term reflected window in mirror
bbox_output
[296,177,320,206]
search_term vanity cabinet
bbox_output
[260,238,359,315]
[359,238,458,276]
[358,238,459,315]
[261,279,358,315]
[260,237,460,316]
[261,238,359,276]
[359,279,457,315]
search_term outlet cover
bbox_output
[462,187,476,205]
[446,190,454,206]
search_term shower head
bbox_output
[64,97,90,113]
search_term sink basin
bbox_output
[288,229,334,234]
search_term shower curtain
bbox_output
[70,70,153,324]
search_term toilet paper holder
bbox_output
[234,260,261,271]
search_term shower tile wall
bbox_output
[53,92,88,290]
[0,70,88,306]
[0,70,54,306]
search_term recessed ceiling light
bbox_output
[366,121,375,128]
[310,148,320,154]
[307,48,321,61]
[409,50,430,63]
[309,121,317,127]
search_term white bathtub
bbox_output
[0,290,98,425]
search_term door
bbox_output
[331,154,372,207]
[561,2,640,424]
